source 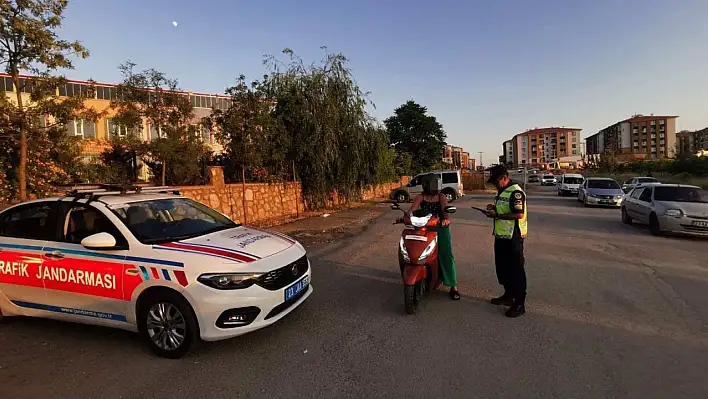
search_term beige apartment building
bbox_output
[502,127,582,168]
[585,114,677,161]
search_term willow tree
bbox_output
[0,0,89,200]
[110,62,211,186]
[262,48,396,209]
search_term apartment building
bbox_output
[443,144,473,170]
[501,139,514,166]
[677,128,708,155]
[503,127,582,168]
[1,73,227,157]
[585,114,677,161]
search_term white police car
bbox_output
[0,185,312,358]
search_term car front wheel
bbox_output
[442,189,456,203]
[621,207,632,224]
[138,290,199,359]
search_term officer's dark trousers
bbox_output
[494,237,527,305]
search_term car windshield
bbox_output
[654,187,707,203]
[638,177,659,183]
[588,180,620,189]
[110,198,238,244]
[564,177,583,184]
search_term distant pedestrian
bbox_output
[647,171,654,177]
[483,165,527,318]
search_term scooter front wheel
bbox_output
[404,284,419,314]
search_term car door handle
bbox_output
[44,251,65,260]
[125,268,140,276]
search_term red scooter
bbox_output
[391,203,456,314]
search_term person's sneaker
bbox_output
[505,305,526,318]
[490,295,514,306]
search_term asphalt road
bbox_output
[2,186,707,398]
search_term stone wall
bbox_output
[178,181,304,225]
[176,167,407,224]
[0,166,406,225]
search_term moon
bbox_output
[172,21,178,27]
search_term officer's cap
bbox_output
[486,164,508,183]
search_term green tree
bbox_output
[209,75,285,182]
[384,100,447,174]
[0,0,89,200]
[110,62,211,186]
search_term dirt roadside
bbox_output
[266,201,393,248]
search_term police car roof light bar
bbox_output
[65,184,181,200]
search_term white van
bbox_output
[557,173,584,196]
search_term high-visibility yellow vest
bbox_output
[494,183,528,239]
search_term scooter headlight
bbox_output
[399,237,410,262]
[418,237,438,264]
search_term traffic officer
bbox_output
[483,165,528,318]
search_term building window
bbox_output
[0,76,14,91]
[651,121,656,126]
[659,120,665,125]
[149,124,165,140]
[572,150,577,155]
[66,119,96,139]
[107,118,141,139]
[59,83,91,97]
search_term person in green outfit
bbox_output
[405,174,460,300]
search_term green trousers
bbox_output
[437,225,457,287]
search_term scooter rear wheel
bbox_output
[404,284,418,314]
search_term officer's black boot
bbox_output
[505,304,525,318]
[490,292,514,306]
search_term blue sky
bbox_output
[58,0,708,165]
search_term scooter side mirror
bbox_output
[444,206,456,214]
[390,203,401,210]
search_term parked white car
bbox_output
[557,174,584,196]
[621,184,708,236]
[541,174,557,186]
[0,185,312,358]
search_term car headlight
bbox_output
[664,209,683,218]
[418,237,438,263]
[399,237,410,262]
[197,273,264,290]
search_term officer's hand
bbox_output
[441,218,450,227]
[486,204,495,210]
[484,210,497,218]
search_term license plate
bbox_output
[285,275,309,301]
[599,200,615,205]
[691,220,708,228]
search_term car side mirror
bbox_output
[390,203,401,210]
[81,232,117,250]
[444,206,457,214]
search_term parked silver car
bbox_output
[390,170,464,203]
[621,184,708,236]
[578,177,624,207]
